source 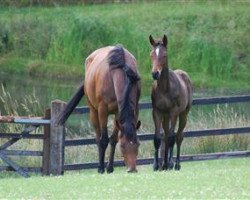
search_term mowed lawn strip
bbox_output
[0,158,249,199]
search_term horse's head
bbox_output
[149,34,168,80]
[116,120,141,173]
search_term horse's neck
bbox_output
[158,66,170,92]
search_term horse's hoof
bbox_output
[106,166,114,174]
[168,161,174,170]
[98,167,105,174]
[153,163,159,171]
[175,163,181,171]
[162,164,168,171]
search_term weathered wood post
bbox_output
[42,109,51,176]
[49,100,66,175]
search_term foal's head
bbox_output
[149,34,168,80]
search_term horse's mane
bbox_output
[108,45,140,139]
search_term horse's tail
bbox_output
[108,44,126,70]
[108,45,140,83]
[56,84,84,125]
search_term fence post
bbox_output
[42,108,51,176]
[49,100,66,175]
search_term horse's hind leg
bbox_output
[107,118,119,173]
[89,108,104,174]
[152,109,162,171]
[175,111,188,170]
[96,104,109,174]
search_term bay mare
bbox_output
[149,35,193,170]
[84,45,141,173]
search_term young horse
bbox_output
[84,45,141,173]
[149,35,193,170]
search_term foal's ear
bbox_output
[162,34,168,47]
[149,35,156,46]
[136,120,141,130]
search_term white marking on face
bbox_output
[155,47,160,58]
[158,69,162,76]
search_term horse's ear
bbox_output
[149,35,156,46]
[162,34,168,47]
[136,120,141,130]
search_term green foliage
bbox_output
[0,2,249,88]
[0,158,249,199]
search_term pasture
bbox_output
[0,158,249,199]
[0,1,249,92]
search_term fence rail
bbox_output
[73,95,250,114]
[64,127,250,147]
[64,150,250,171]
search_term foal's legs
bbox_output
[169,114,178,169]
[162,113,177,170]
[107,117,119,173]
[152,109,162,171]
[175,111,188,170]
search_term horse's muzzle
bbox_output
[152,71,160,80]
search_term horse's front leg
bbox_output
[97,105,109,174]
[175,111,188,170]
[168,114,178,170]
[162,113,177,170]
[106,118,119,173]
[152,109,162,171]
[162,114,169,170]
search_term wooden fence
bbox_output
[0,94,250,177]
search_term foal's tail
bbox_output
[56,84,84,125]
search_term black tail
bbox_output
[108,44,126,70]
[56,84,84,125]
[108,45,140,83]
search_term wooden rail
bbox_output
[64,127,250,147]
[73,95,250,114]
[64,150,250,171]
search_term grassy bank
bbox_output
[0,1,249,89]
[1,158,250,199]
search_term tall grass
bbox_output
[0,84,44,167]
[0,1,249,88]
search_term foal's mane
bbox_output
[108,45,140,137]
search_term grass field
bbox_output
[0,1,249,89]
[0,158,249,199]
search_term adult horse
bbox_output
[84,45,141,173]
[149,35,193,170]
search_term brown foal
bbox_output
[149,35,193,170]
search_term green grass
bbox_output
[0,1,249,90]
[0,158,249,199]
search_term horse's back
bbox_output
[84,46,138,112]
[85,46,113,72]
